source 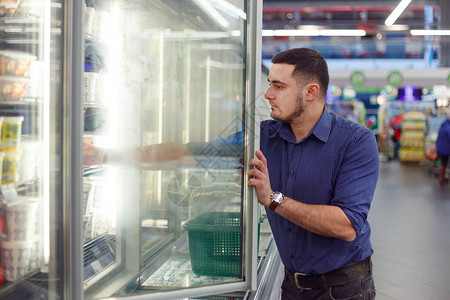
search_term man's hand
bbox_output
[138,143,192,164]
[83,142,106,166]
[248,150,273,208]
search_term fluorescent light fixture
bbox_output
[379,24,410,31]
[385,0,412,26]
[262,29,320,36]
[410,29,450,36]
[320,29,366,36]
[146,31,236,40]
[262,29,366,37]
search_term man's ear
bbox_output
[305,83,320,101]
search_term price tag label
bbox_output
[1,184,19,206]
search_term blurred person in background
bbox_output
[390,113,403,159]
[436,108,450,185]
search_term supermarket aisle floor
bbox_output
[370,160,450,300]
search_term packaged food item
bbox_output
[0,117,3,146]
[94,73,104,104]
[0,205,5,234]
[84,6,95,35]
[4,197,39,242]
[0,0,21,17]
[0,50,36,76]
[0,266,4,285]
[0,152,4,183]
[1,150,21,185]
[18,138,41,183]
[0,76,29,101]
[1,240,33,281]
[1,116,24,150]
[83,72,97,104]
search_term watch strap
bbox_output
[269,201,279,211]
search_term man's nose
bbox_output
[265,88,274,100]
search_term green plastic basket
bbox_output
[185,212,259,277]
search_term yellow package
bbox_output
[2,150,21,185]
[1,116,24,150]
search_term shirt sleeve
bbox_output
[186,131,244,169]
[331,128,379,234]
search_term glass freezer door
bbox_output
[82,0,260,299]
[0,0,68,299]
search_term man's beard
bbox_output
[271,93,305,123]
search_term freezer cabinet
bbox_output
[81,0,262,299]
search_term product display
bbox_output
[0,0,45,290]
[399,111,426,162]
[1,197,40,281]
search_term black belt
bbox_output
[285,257,372,290]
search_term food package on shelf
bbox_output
[0,76,29,101]
[0,0,21,17]
[18,138,41,184]
[0,50,36,77]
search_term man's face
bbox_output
[265,63,305,123]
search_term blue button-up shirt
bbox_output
[261,108,379,275]
[436,119,450,156]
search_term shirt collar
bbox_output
[311,107,331,143]
[270,106,331,144]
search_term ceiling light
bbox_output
[262,29,366,37]
[379,24,410,31]
[385,0,412,26]
[262,29,320,36]
[410,30,450,36]
[320,29,366,36]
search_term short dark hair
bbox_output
[271,48,329,97]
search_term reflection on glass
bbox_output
[83,0,247,297]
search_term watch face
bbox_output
[273,192,284,204]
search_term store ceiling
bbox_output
[263,0,442,34]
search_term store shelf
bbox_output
[84,233,116,282]
[399,111,426,163]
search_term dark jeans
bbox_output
[281,270,376,300]
[441,155,449,168]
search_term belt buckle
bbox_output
[294,272,312,290]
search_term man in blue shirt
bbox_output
[248,48,379,299]
[436,111,450,184]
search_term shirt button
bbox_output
[290,255,294,259]
[290,171,295,175]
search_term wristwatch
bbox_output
[269,191,284,211]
